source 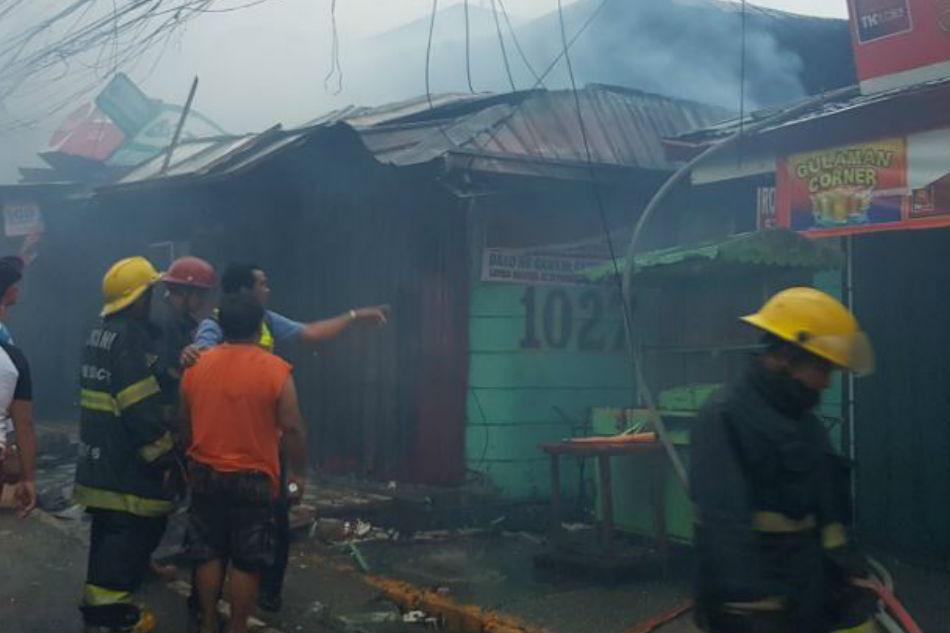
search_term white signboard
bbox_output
[3,201,44,237]
[481,248,606,286]
[757,186,777,230]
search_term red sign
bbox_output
[47,103,125,162]
[849,0,950,92]
[776,132,950,237]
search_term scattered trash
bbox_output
[349,541,371,573]
[511,531,544,545]
[306,600,326,617]
[435,586,451,596]
[331,604,403,632]
[561,522,594,532]
[289,504,316,532]
[52,504,84,521]
[403,610,426,623]
[349,519,372,538]
[36,484,72,513]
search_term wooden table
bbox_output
[540,439,669,558]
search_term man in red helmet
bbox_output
[147,256,218,581]
[156,256,217,392]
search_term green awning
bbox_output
[583,229,841,281]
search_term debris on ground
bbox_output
[290,503,317,532]
[560,523,594,532]
[328,601,404,633]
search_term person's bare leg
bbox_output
[226,567,260,633]
[196,559,223,633]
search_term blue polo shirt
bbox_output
[194,310,303,348]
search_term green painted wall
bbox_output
[466,282,633,500]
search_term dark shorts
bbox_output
[186,462,276,573]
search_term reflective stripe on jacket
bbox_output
[75,313,174,516]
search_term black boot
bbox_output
[80,603,155,632]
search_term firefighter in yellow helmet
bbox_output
[74,257,174,633]
[691,287,878,633]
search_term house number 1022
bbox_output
[519,286,625,352]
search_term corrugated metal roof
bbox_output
[584,229,841,280]
[671,78,949,146]
[460,86,730,169]
[304,92,503,128]
[363,85,731,171]
[116,134,259,184]
[102,84,732,190]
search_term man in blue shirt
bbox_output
[186,264,387,359]
[182,263,386,614]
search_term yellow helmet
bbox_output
[742,287,874,375]
[101,256,161,317]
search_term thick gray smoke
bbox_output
[0,0,853,183]
[342,0,851,114]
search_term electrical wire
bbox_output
[737,0,747,166]
[498,0,541,85]
[463,0,475,93]
[557,0,622,284]
[323,0,343,95]
[465,0,610,158]
[490,0,517,92]
[424,0,438,110]
[556,0,643,479]
[0,1,262,130]
[621,85,857,491]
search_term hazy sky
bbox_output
[0,0,853,182]
[335,1,848,37]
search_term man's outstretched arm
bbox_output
[276,306,389,344]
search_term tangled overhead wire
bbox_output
[0,0,275,131]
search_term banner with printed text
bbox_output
[776,131,949,236]
[481,248,606,286]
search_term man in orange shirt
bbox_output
[181,294,307,633]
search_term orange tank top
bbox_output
[183,344,292,493]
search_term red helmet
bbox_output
[162,256,216,289]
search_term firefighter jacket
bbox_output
[690,358,874,633]
[74,313,175,517]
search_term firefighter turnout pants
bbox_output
[83,509,167,608]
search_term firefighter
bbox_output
[691,287,878,633]
[155,256,217,392]
[144,256,217,582]
[74,257,175,633]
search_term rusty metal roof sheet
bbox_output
[458,85,731,169]
[102,84,731,191]
[670,78,949,147]
[359,85,730,171]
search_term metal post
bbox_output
[549,454,562,533]
[598,454,614,554]
[845,234,857,523]
[160,76,199,176]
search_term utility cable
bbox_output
[556,0,678,489]
[463,0,475,93]
[424,0,438,110]
[737,0,746,166]
[622,85,856,491]
[491,0,517,92]
[464,0,610,159]
[498,0,541,85]
[323,0,343,95]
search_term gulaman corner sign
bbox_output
[775,129,949,237]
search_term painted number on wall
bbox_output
[520,286,625,352]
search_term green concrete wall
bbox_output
[466,282,633,500]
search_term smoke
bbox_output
[0,0,853,183]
